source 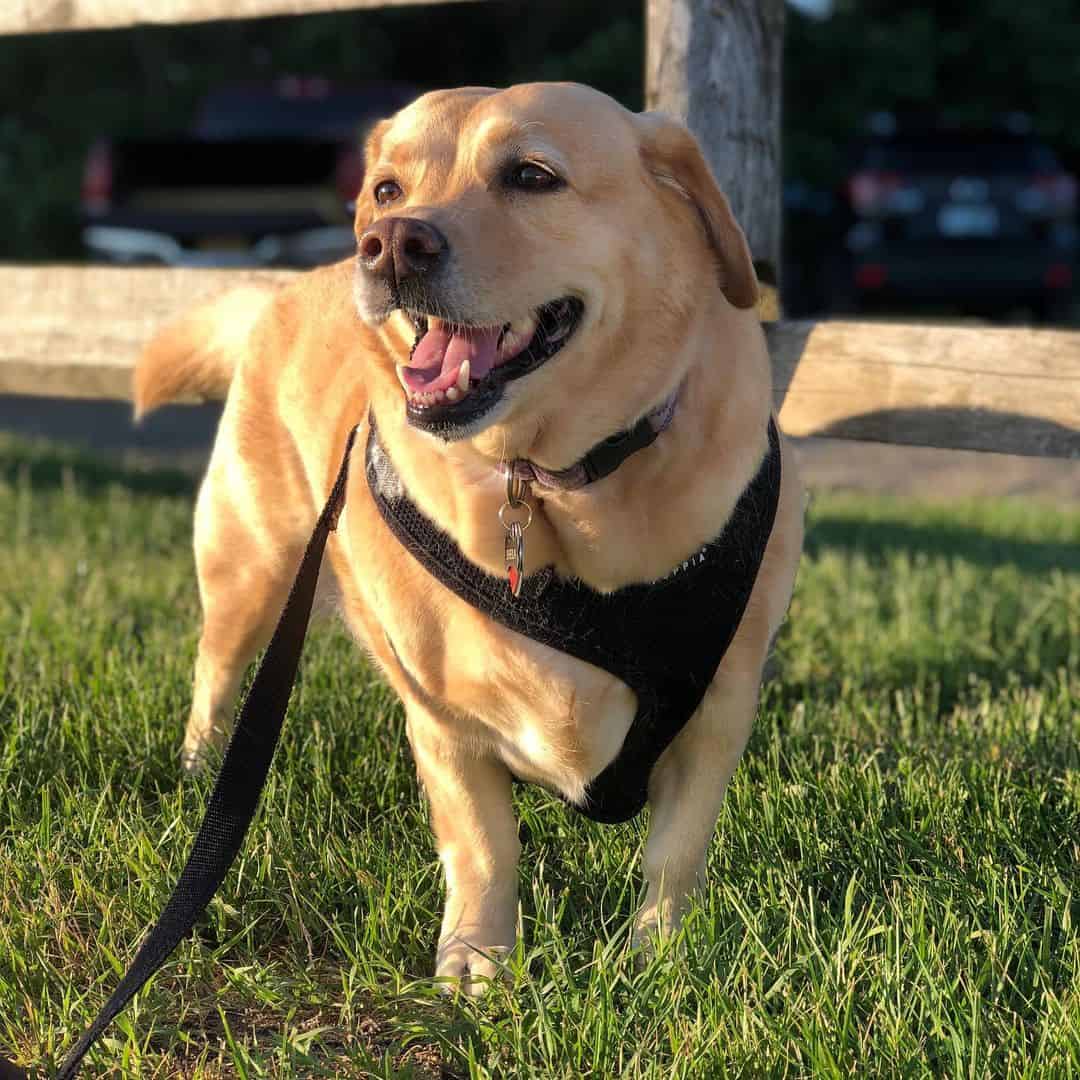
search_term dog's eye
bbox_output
[506,162,562,192]
[374,179,403,205]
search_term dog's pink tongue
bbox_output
[402,323,502,394]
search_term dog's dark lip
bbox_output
[401,296,584,439]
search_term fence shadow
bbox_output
[813,406,1079,461]
[0,437,199,498]
[0,395,218,497]
[806,514,1080,574]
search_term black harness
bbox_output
[366,415,782,824]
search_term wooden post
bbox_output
[646,0,785,298]
[0,0,479,35]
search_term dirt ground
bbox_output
[1,394,1077,503]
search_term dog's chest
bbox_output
[338,503,637,801]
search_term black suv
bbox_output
[832,116,1077,321]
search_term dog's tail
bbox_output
[133,285,275,419]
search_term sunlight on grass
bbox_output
[0,438,1077,1077]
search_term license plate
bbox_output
[937,203,1000,238]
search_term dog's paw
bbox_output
[435,937,513,997]
[180,739,225,775]
[180,746,211,774]
[180,718,230,775]
[630,906,686,970]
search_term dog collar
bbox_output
[498,385,681,595]
[506,385,681,492]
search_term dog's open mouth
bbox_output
[396,297,584,436]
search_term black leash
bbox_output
[0,427,358,1079]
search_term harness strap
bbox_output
[3,426,360,1080]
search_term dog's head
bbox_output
[353,83,757,460]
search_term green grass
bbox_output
[1,435,1078,1078]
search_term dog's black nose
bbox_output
[358,217,447,284]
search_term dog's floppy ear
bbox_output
[635,111,758,310]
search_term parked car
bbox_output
[782,180,837,316]
[830,115,1077,321]
[80,79,418,268]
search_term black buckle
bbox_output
[581,416,661,484]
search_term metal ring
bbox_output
[505,470,530,508]
[498,500,533,530]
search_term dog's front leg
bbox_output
[405,702,520,994]
[634,658,762,952]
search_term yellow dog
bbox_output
[136,83,804,993]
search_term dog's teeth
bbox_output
[434,389,445,403]
[458,359,470,391]
[446,386,460,403]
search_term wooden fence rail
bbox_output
[2,266,1076,459]
[1,0,477,34]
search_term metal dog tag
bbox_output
[504,521,525,597]
[499,471,533,599]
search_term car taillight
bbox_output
[277,76,331,99]
[1018,173,1077,216]
[1045,263,1072,289]
[847,171,918,215]
[82,140,113,213]
[855,263,887,290]
[335,147,365,206]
